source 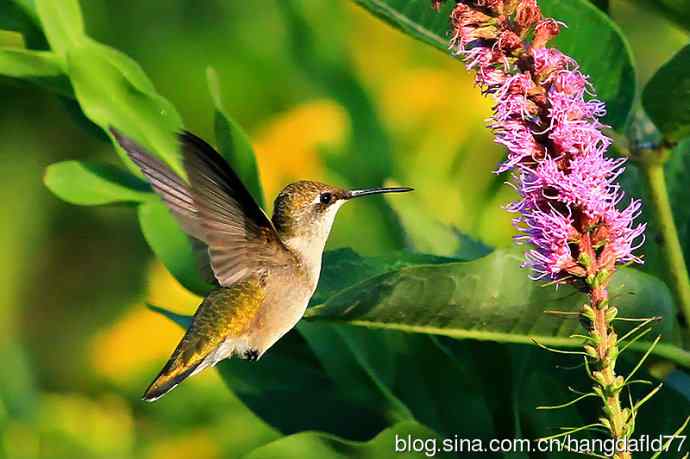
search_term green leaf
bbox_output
[35,0,84,57]
[628,0,690,31]
[310,249,455,306]
[207,67,265,207]
[353,0,636,129]
[0,47,71,96]
[590,0,610,12]
[351,0,452,51]
[298,323,497,439]
[643,44,690,142]
[35,0,183,173]
[43,160,151,206]
[534,0,636,129]
[65,46,183,174]
[243,421,453,459]
[307,248,690,368]
[138,201,211,296]
[0,0,46,48]
[0,47,59,76]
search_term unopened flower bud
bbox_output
[515,0,542,29]
[605,307,618,322]
[532,18,561,48]
[585,345,599,359]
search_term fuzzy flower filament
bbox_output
[434,1,646,456]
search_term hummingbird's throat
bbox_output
[282,200,344,289]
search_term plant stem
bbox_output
[585,293,631,459]
[640,158,690,326]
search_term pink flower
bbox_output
[441,0,645,281]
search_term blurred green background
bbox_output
[0,1,687,458]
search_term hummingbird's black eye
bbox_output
[320,192,333,205]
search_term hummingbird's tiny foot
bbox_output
[244,349,260,361]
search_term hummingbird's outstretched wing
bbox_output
[110,128,218,283]
[143,275,266,401]
[110,128,204,241]
[110,128,292,287]
[179,131,293,286]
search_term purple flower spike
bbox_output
[445,0,645,283]
[435,3,649,448]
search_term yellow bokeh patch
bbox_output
[89,262,201,383]
[146,429,220,459]
[253,100,348,202]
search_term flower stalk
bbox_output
[432,1,647,456]
[637,147,690,326]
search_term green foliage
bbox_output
[305,248,690,366]
[0,0,45,48]
[628,0,690,31]
[0,0,265,296]
[139,201,212,296]
[148,306,392,440]
[242,421,452,459]
[208,67,265,207]
[353,0,637,129]
[351,0,453,50]
[3,0,690,456]
[539,0,637,129]
[643,44,690,142]
[279,1,406,251]
[43,160,151,205]
[0,48,69,94]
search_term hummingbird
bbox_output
[110,128,412,401]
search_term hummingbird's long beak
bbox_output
[345,186,413,199]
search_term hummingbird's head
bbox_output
[272,180,412,252]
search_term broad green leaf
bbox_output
[643,44,690,142]
[32,0,206,303]
[149,304,391,440]
[150,250,690,440]
[628,0,690,31]
[351,0,452,50]
[0,0,45,48]
[308,250,496,438]
[243,421,453,459]
[0,47,70,96]
[298,323,497,439]
[590,0,610,12]
[0,47,58,76]
[65,46,183,175]
[207,67,265,207]
[307,248,690,368]
[311,249,454,306]
[138,201,211,296]
[36,0,183,172]
[43,160,151,205]
[35,0,84,58]
[353,0,636,129]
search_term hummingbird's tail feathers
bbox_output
[142,357,206,402]
[109,127,206,243]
